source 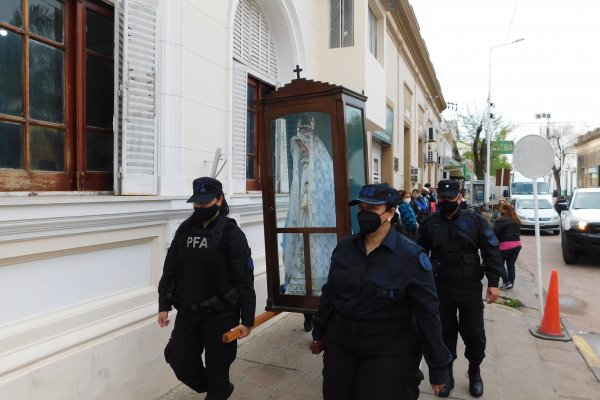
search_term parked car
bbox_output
[557,188,600,264]
[511,198,560,235]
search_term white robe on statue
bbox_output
[283,129,337,296]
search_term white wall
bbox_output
[0,197,188,399]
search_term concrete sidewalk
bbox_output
[157,265,600,399]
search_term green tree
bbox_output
[458,109,513,180]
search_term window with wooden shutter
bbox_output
[232,0,278,192]
[245,76,273,190]
[0,0,114,191]
[231,61,248,191]
[114,0,158,195]
[233,0,277,78]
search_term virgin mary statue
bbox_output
[283,114,337,296]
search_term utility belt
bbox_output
[333,313,412,336]
[431,257,483,287]
[171,287,239,316]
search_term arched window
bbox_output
[232,0,278,191]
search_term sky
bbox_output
[408,0,600,141]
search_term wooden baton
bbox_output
[222,311,281,343]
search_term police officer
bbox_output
[418,180,503,398]
[311,183,452,400]
[157,177,256,400]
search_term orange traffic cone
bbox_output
[529,269,571,341]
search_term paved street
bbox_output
[518,231,600,334]
[157,234,600,399]
[517,230,600,382]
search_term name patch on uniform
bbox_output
[418,253,432,272]
[187,236,208,248]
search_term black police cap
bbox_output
[187,177,223,203]
[349,183,400,206]
[437,180,460,198]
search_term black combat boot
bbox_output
[468,365,484,397]
[303,313,313,332]
[438,365,454,398]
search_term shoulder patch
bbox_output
[483,227,500,246]
[458,217,471,230]
[418,252,432,272]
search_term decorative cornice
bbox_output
[0,196,269,243]
[389,0,446,112]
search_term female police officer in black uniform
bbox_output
[311,183,451,399]
[158,177,256,400]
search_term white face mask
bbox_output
[403,198,411,204]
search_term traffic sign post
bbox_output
[513,135,555,319]
[495,140,514,154]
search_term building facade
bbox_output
[574,128,600,189]
[0,0,444,398]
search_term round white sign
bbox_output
[513,135,555,178]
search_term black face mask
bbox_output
[439,200,459,215]
[194,204,219,222]
[357,210,387,236]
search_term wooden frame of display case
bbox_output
[258,77,368,313]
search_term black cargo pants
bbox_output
[164,311,238,400]
[436,280,486,365]
[322,314,423,400]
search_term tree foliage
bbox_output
[458,109,513,180]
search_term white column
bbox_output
[158,0,186,195]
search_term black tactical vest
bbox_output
[428,212,482,284]
[174,216,232,305]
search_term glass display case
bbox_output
[258,78,367,312]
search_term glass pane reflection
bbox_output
[272,112,336,228]
[29,40,64,123]
[280,232,336,297]
[0,30,23,116]
[86,130,113,171]
[86,10,113,56]
[0,0,22,27]
[272,112,337,298]
[29,0,64,43]
[345,105,367,233]
[30,125,64,171]
[0,120,23,169]
[86,55,114,128]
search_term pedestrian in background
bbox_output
[459,188,469,209]
[493,204,522,290]
[398,189,419,241]
[418,180,504,398]
[423,183,435,205]
[311,183,451,400]
[491,197,508,221]
[411,188,430,223]
[158,177,256,400]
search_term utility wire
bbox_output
[504,0,520,44]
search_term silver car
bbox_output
[512,198,560,235]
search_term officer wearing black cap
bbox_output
[158,177,256,400]
[311,183,452,399]
[418,180,503,398]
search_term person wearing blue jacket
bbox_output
[311,183,452,399]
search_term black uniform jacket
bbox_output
[418,208,504,287]
[493,217,521,243]
[312,226,452,383]
[158,214,256,327]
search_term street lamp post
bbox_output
[484,38,524,209]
